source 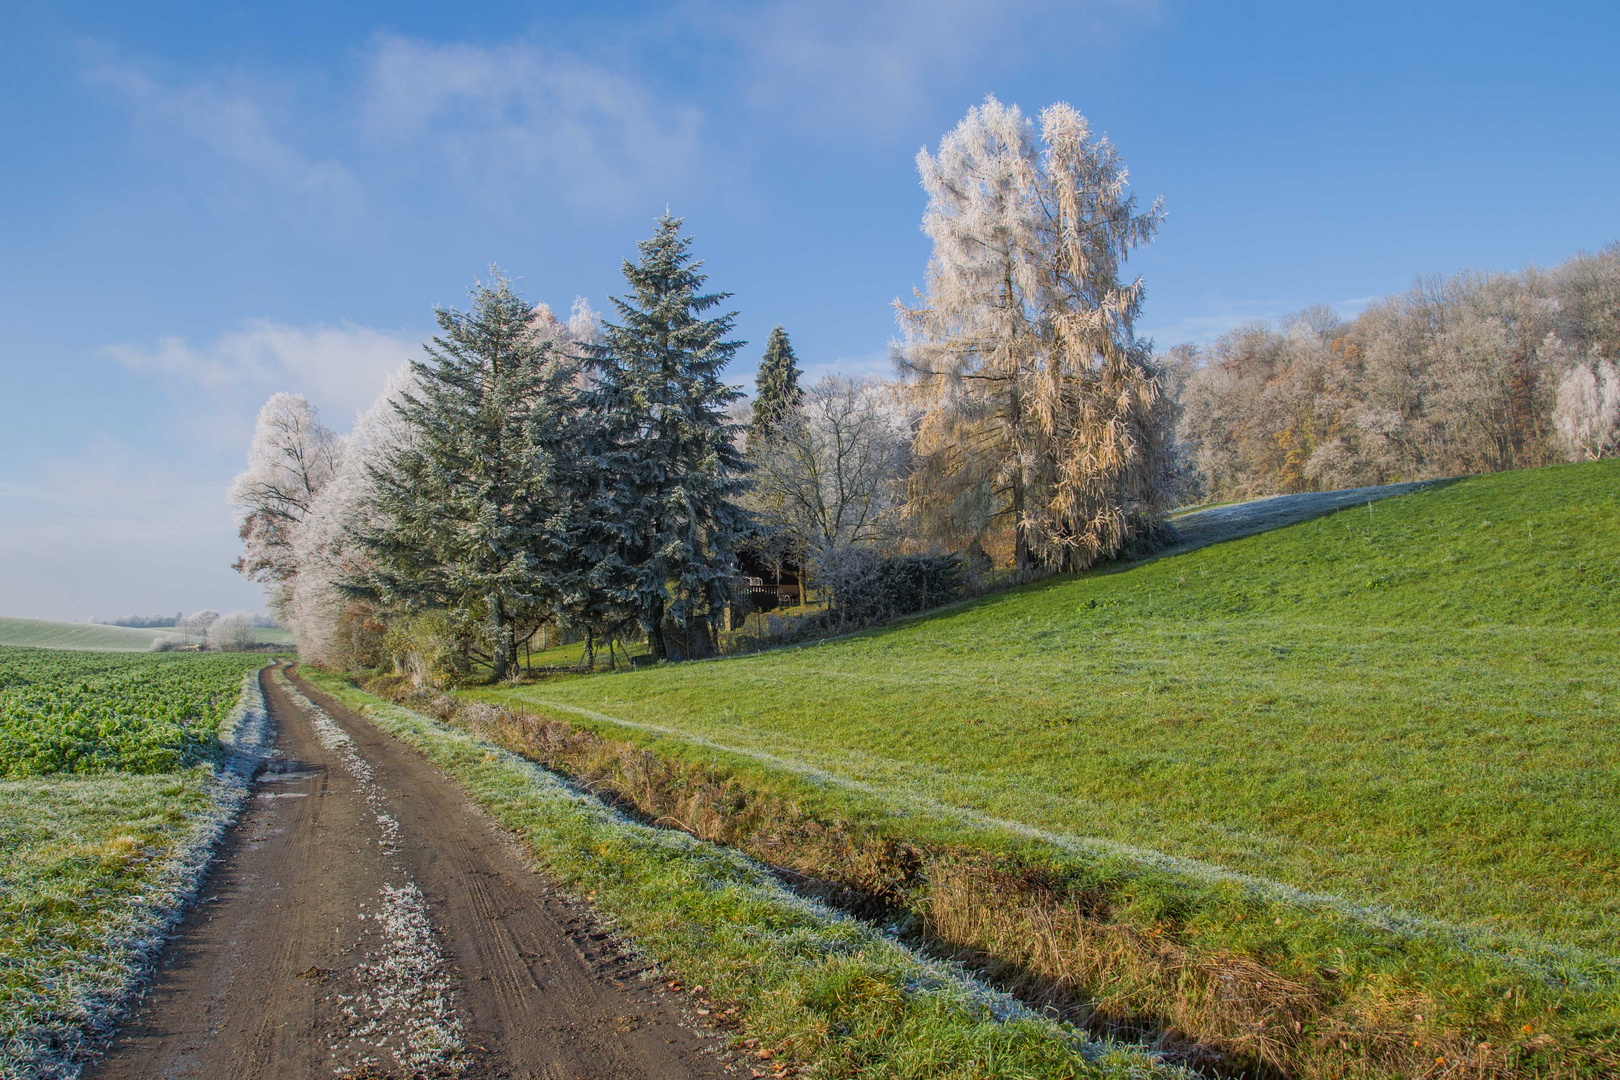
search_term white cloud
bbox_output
[359,34,703,206]
[109,320,420,429]
[704,0,1158,132]
[84,51,361,207]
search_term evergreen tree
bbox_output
[749,324,804,444]
[585,214,749,659]
[355,273,577,682]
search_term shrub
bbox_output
[814,546,963,626]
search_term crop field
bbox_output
[0,648,270,778]
[470,460,1620,1072]
[0,649,267,1074]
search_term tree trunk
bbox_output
[488,597,512,683]
[1012,470,1031,573]
[648,597,669,660]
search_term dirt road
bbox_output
[86,667,729,1080]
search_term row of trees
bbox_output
[235,97,1182,676]
[235,217,746,679]
[1176,244,1620,498]
[233,93,1613,677]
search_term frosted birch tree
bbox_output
[229,393,338,619]
[898,97,1175,573]
[287,365,418,666]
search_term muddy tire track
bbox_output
[85,666,729,1080]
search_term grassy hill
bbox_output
[468,459,1620,1074]
[0,618,290,651]
[0,618,180,652]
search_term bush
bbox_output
[814,546,963,626]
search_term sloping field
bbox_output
[0,618,291,652]
[0,618,180,652]
[475,459,1620,1072]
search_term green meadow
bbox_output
[480,460,1620,968]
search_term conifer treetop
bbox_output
[750,324,804,444]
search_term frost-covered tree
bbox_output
[288,365,418,667]
[1554,356,1620,460]
[177,609,219,647]
[354,274,581,682]
[1175,248,1620,497]
[584,214,749,659]
[749,325,804,445]
[206,612,256,651]
[898,96,1174,571]
[229,393,338,618]
[749,375,910,558]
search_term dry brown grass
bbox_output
[364,676,1612,1080]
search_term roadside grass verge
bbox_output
[451,460,1620,1077]
[296,668,1172,1080]
[0,667,271,1079]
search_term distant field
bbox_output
[0,617,180,651]
[471,460,1620,1068]
[0,617,292,652]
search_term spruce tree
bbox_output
[585,214,749,659]
[749,324,804,444]
[355,273,577,682]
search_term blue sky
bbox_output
[2,0,1616,619]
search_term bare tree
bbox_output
[206,612,256,652]
[177,609,219,647]
[229,393,339,619]
[1554,355,1620,460]
[749,375,910,559]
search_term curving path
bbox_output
[85,666,728,1080]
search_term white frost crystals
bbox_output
[272,670,466,1077]
[1,669,276,1080]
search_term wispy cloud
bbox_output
[359,34,703,207]
[109,320,420,430]
[83,49,361,208]
[703,0,1159,133]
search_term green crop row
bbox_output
[0,648,272,777]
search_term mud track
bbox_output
[86,667,729,1080]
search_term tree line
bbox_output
[232,97,1177,678]
[1174,244,1620,499]
[231,94,1618,679]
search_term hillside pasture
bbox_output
[0,617,181,652]
[471,460,1620,1069]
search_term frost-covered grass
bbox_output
[303,669,1172,1080]
[461,460,1620,1071]
[0,668,272,1080]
